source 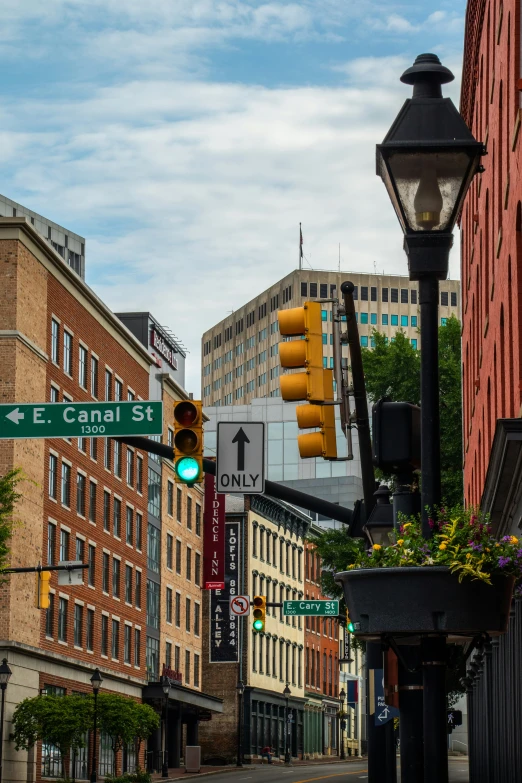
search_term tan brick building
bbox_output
[0,217,152,782]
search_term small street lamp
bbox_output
[0,658,12,783]
[339,688,346,760]
[283,685,291,765]
[236,681,245,767]
[162,678,170,778]
[89,668,103,783]
[363,485,393,547]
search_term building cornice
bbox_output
[0,218,154,372]
[251,494,310,539]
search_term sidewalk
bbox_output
[150,756,364,780]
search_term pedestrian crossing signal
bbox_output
[252,595,266,632]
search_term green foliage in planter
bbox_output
[346,506,522,586]
[105,771,151,783]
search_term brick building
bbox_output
[0,217,152,782]
[303,530,340,759]
[200,494,309,764]
[460,0,522,505]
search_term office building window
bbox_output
[60,528,69,562]
[194,602,200,636]
[102,553,109,593]
[136,456,143,493]
[86,609,94,651]
[391,315,399,326]
[441,291,449,306]
[451,291,457,307]
[74,604,83,647]
[185,650,190,684]
[401,288,408,303]
[411,339,418,349]
[360,313,368,324]
[63,331,72,375]
[176,487,182,522]
[125,565,132,604]
[114,441,122,478]
[112,619,120,659]
[401,315,408,327]
[126,507,133,546]
[105,369,112,401]
[148,468,160,517]
[370,313,377,325]
[135,570,142,609]
[79,346,87,388]
[411,315,418,328]
[175,592,181,627]
[136,512,142,551]
[167,534,173,569]
[361,286,368,301]
[134,629,141,666]
[382,288,389,302]
[301,282,307,296]
[165,641,172,669]
[49,454,57,499]
[113,497,121,538]
[115,379,123,402]
[371,286,377,301]
[51,319,59,363]
[195,553,201,586]
[103,491,110,531]
[194,654,200,687]
[75,536,84,563]
[309,282,317,297]
[195,503,201,536]
[147,579,160,629]
[77,473,86,516]
[61,462,71,507]
[411,289,418,304]
[176,540,181,574]
[441,317,447,326]
[186,547,192,581]
[187,497,192,530]
[124,625,131,664]
[58,597,68,642]
[391,288,398,303]
[147,523,160,572]
[166,587,173,623]
[91,357,98,397]
[126,449,134,486]
[382,314,388,326]
[112,558,120,598]
[88,545,95,586]
[101,615,109,656]
[89,481,96,523]
[167,482,173,516]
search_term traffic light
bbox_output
[278,302,330,403]
[278,302,337,459]
[346,608,355,634]
[35,570,51,609]
[295,376,337,459]
[173,400,203,484]
[372,398,421,473]
[252,595,266,632]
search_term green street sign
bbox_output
[283,600,339,617]
[0,401,163,440]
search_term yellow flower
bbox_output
[402,523,412,530]
[495,543,500,547]
[485,547,490,552]
[511,536,519,544]
[397,539,404,547]
[372,544,382,551]
[439,543,447,551]
[466,553,471,559]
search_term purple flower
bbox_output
[498,556,511,568]
[470,543,483,552]
[502,536,512,543]
[470,515,478,526]
[517,549,522,559]
[428,517,435,529]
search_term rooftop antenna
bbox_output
[299,223,303,271]
[338,243,341,272]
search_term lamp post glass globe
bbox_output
[175,457,200,483]
[90,668,103,694]
[0,660,11,687]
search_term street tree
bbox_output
[97,693,159,774]
[361,316,463,506]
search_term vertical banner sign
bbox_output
[210,521,240,663]
[203,473,225,590]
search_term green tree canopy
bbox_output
[97,693,159,771]
[361,316,463,506]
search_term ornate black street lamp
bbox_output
[162,677,170,778]
[376,53,484,783]
[90,668,103,783]
[363,485,393,547]
[0,659,12,783]
[236,681,244,767]
[283,684,291,765]
[339,688,346,760]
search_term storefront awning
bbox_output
[143,682,223,713]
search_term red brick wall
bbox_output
[304,542,339,697]
[460,0,522,504]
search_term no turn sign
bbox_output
[230,595,251,616]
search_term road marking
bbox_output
[291,772,369,783]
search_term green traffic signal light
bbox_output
[175,457,201,483]
[253,619,264,631]
[347,621,355,633]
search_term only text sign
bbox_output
[283,599,339,617]
[216,422,265,494]
[0,401,163,440]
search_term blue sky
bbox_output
[0,0,468,393]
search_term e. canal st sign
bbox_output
[0,401,163,440]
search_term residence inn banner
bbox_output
[203,472,225,590]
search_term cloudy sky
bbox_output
[0,0,467,394]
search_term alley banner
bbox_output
[210,521,240,663]
[203,473,225,590]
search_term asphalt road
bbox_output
[198,758,469,783]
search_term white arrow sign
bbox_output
[216,422,265,494]
[6,408,24,425]
[377,707,390,722]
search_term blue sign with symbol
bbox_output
[374,669,399,726]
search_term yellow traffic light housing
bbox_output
[296,374,337,460]
[278,302,330,402]
[173,400,203,484]
[35,570,51,610]
[252,595,266,632]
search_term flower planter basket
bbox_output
[334,566,514,639]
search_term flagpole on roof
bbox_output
[299,222,303,271]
